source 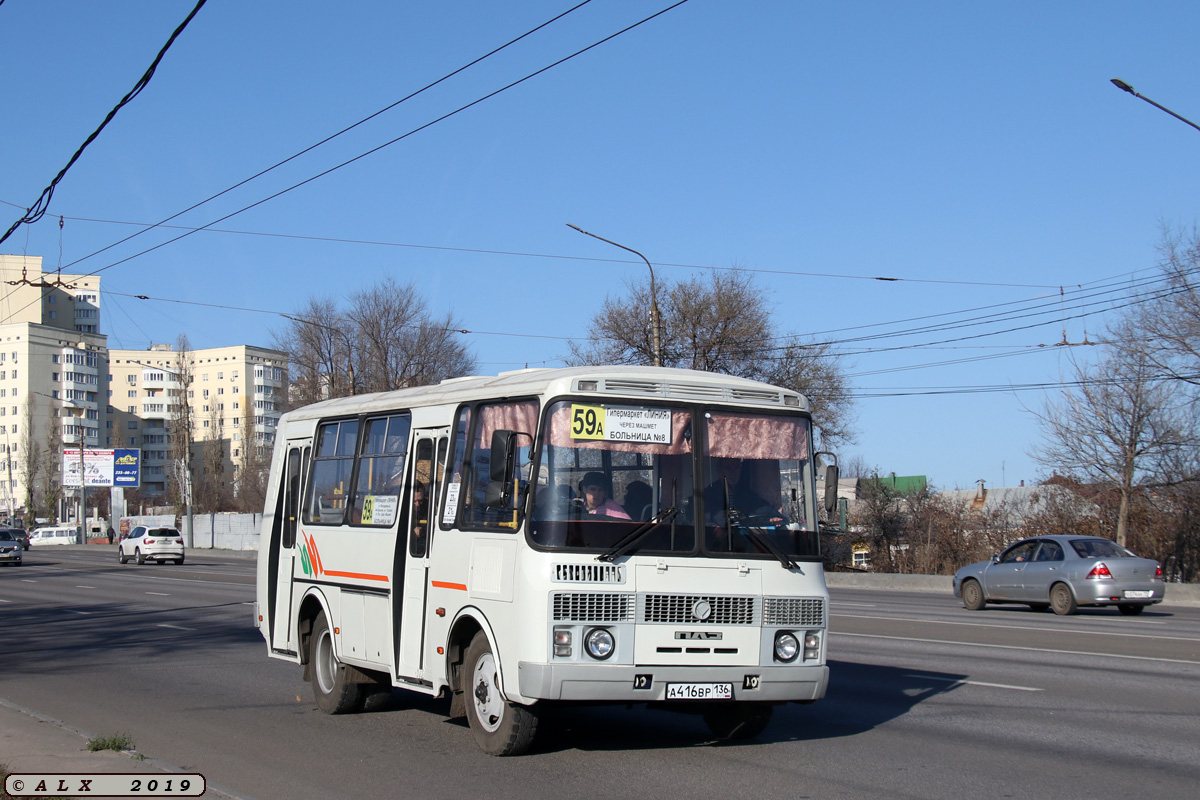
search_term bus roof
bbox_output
[278,366,810,423]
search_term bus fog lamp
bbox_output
[584,627,615,660]
[554,628,572,657]
[774,632,799,662]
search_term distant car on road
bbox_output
[953,535,1165,616]
[118,526,185,565]
[0,530,23,566]
[0,528,28,550]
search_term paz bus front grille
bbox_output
[641,594,757,625]
[763,597,826,626]
[552,592,635,622]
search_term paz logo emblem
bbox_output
[692,599,712,621]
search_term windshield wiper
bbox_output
[727,508,798,569]
[596,507,680,562]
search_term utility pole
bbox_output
[567,224,664,367]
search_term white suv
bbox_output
[118,527,185,565]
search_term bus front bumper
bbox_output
[517,661,828,703]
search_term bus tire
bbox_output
[311,611,362,714]
[703,703,774,740]
[464,631,538,756]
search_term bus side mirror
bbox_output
[823,464,840,515]
[486,430,517,507]
[489,430,516,482]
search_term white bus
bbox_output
[255,366,837,755]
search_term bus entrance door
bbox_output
[271,442,308,654]
[397,429,447,679]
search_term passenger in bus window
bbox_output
[411,484,429,551]
[578,472,630,520]
[623,480,653,521]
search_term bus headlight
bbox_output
[583,627,615,660]
[774,631,799,662]
[804,632,821,660]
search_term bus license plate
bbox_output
[666,683,733,700]
[1124,590,1153,598]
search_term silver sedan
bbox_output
[953,535,1165,616]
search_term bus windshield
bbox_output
[528,400,819,561]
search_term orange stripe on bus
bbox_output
[431,581,468,591]
[324,570,389,583]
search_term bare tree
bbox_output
[274,279,475,406]
[193,404,233,512]
[18,400,41,517]
[1029,320,1196,546]
[569,269,855,446]
[1142,228,1200,388]
[348,278,475,392]
[233,410,270,513]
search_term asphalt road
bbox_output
[2,546,1198,800]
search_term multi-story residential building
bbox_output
[0,253,286,518]
[107,344,287,495]
[0,254,106,520]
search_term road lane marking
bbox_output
[903,673,1042,692]
[833,631,1200,665]
[67,610,92,615]
[75,585,96,589]
[146,592,170,596]
[158,623,195,631]
[833,613,1200,643]
[0,599,11,603]
[21,580,36,583]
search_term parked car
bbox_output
[28,526,79,546]
[953,535,1165,616]
[0,527,28,550]
[118,526,185,565]
[0,530,22,566]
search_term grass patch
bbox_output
[85,732,134,752]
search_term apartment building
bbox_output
[0,254,286,516]
[107,344,286,494]
[0,255,106,519]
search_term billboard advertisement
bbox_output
[62,449,141,488]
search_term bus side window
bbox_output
[461,400,538,530]
[283,448,301,548]
[303,419,359,525]
[409,439,435,557]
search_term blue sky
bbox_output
[3,1,1198,490]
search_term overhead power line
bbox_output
[57,0,599,273]
[18,208,1079,291]
[57,0,694,281]
[0,0,208,246]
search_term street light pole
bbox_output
[65,403,87,544]
[1110,78,1200,134]
[566,224,663,367]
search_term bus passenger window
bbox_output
[352,414,410,527]
[303,419,359,525]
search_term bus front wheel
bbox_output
[311,611,362,714]
[464,632,538,756]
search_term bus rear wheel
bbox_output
[464,631,538,756]
[311,611,362,714]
